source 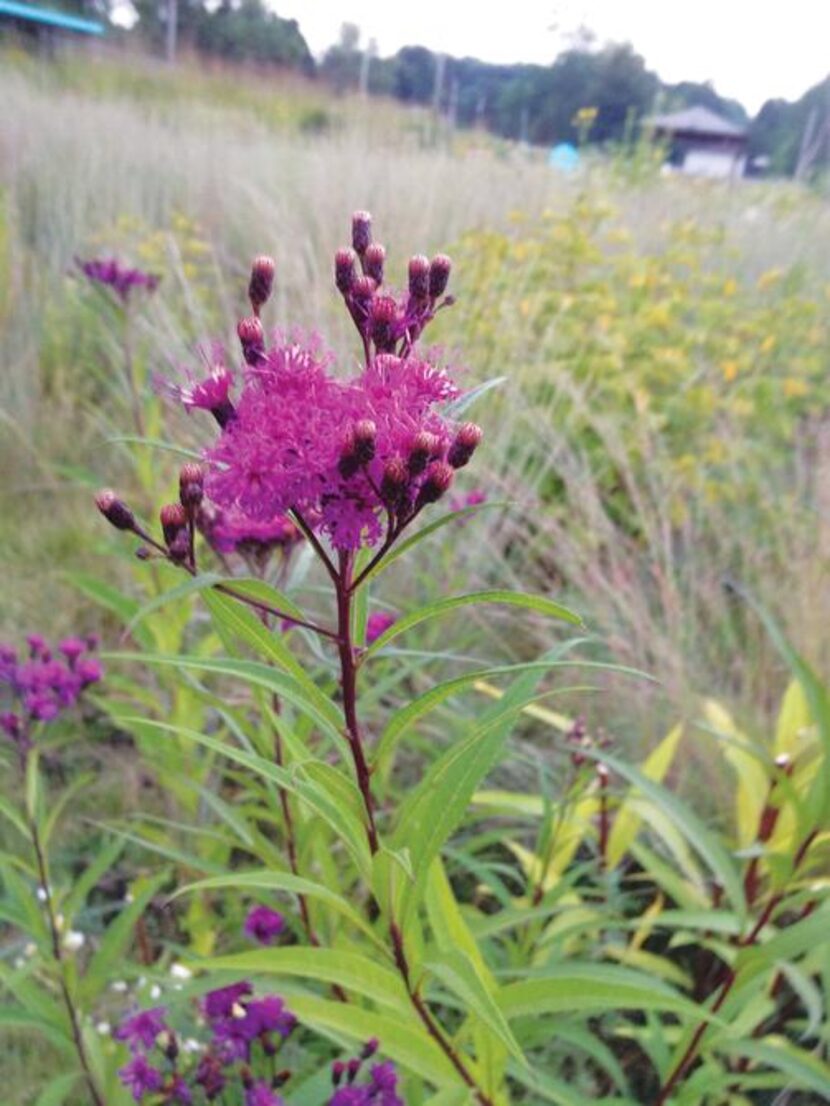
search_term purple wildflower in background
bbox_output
[0,635,102,750]
[202,981,253,1020]
[114,1007,168,1051]
[244,904,285,945]
[365,612,397,645]
[245,1081,286,1106]
[327,1043,402,1106]
[118,1054,164,1102]
[77,257,160,302]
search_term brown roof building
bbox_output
[649,106,748,179]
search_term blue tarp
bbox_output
[548,143,580,173]
[0,0,105,35]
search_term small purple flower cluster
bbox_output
[0,635,102,751]
[77,257,160,303]
[329,1039,403,1106]
[115,984,296,1104]
[243,904,285,945]
[116,992,402,1106]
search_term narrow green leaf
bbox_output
[199,948,409,1015]
[364,590,582,658]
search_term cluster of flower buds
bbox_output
[564,715,613,770]
[76,257,160,304]
[330,1039,403,1105]
[335,211,455,359]
[1,634,102,756]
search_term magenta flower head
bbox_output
[114,1006,168,1052]
[77,257,160,303]
[366,612,397,645]
[243,904,285,945]
[246,1082,285,1106]
[118,1054,164,1102]
[202,981,253,1021]
[169,364,236,428]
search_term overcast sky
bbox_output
[273,0,830,114]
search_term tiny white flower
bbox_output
[63,930,85,952]
[54,913,65,932]
[36,886,48,902]
[125,892,134,904]
[182,1038,203,1054]
[96,1021,111,1036]
[149,984,162,1000]
[24,942,37,958]
[13,956,25,970]
[111,980,128,993]
[169,962,192,980]
[137,975,147,989]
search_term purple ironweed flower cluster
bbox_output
[115,984,296,1104]
[0,635,102,752]
[115,991,402,1106]
[154,213,480,553]
[243,904,285,945]
[329,1039,403,1106]
[77,257,160,303]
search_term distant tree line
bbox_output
[54,0,829,176]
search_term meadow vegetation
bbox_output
[1,47,828,1106]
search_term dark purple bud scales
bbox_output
[335,248,357,294]
[429,253,452,299]
[448,422,482,468]
[248,255,275,312]
[237,316,265,365]
[352,210,372,256]
[417,461,454,506]
[95,489,136,531]
[364,242,386,285]
[408,254,430,299]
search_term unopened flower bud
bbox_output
[361,1037,379,1059]
[364,242,386,285]
[248,255,275,313]
[352,210,372,256]
[351,275,376,319]
[353,419,377,464]
[347,1058,361,1082]
[237,315,265,365]
[332,1061,346,1086]
[95,489,136,531]
[179,463,204,508]
[407,430,439,475]
[335,248,357,294]
[417,460,454,506]
[429,253,452,299]
[381,457,409,507]
[168,532,190,564]
[369,295,398,352]
[160,502,188,546]
[408,254,430,299]
[448,422,482,468]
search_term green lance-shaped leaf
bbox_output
[197,947,410,1015]
[106,653,345,744]
[497,963,713,1023]
[716,1037,830,1097]
[124,718,372,876]
[390,649,567,922]
[582,747,746,917]
[363,589,582,658]
[174,870,385,950]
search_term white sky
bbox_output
[274,0,830,114]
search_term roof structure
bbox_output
[648,106,747,138]
[0,0,105,35]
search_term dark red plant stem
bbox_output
[389,924,495,1106]
[327,546,495,1106]
[335,550,379,853]
[655,829,818,1104]
[28,815,107,1106]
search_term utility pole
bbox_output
[166,0,178,65]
